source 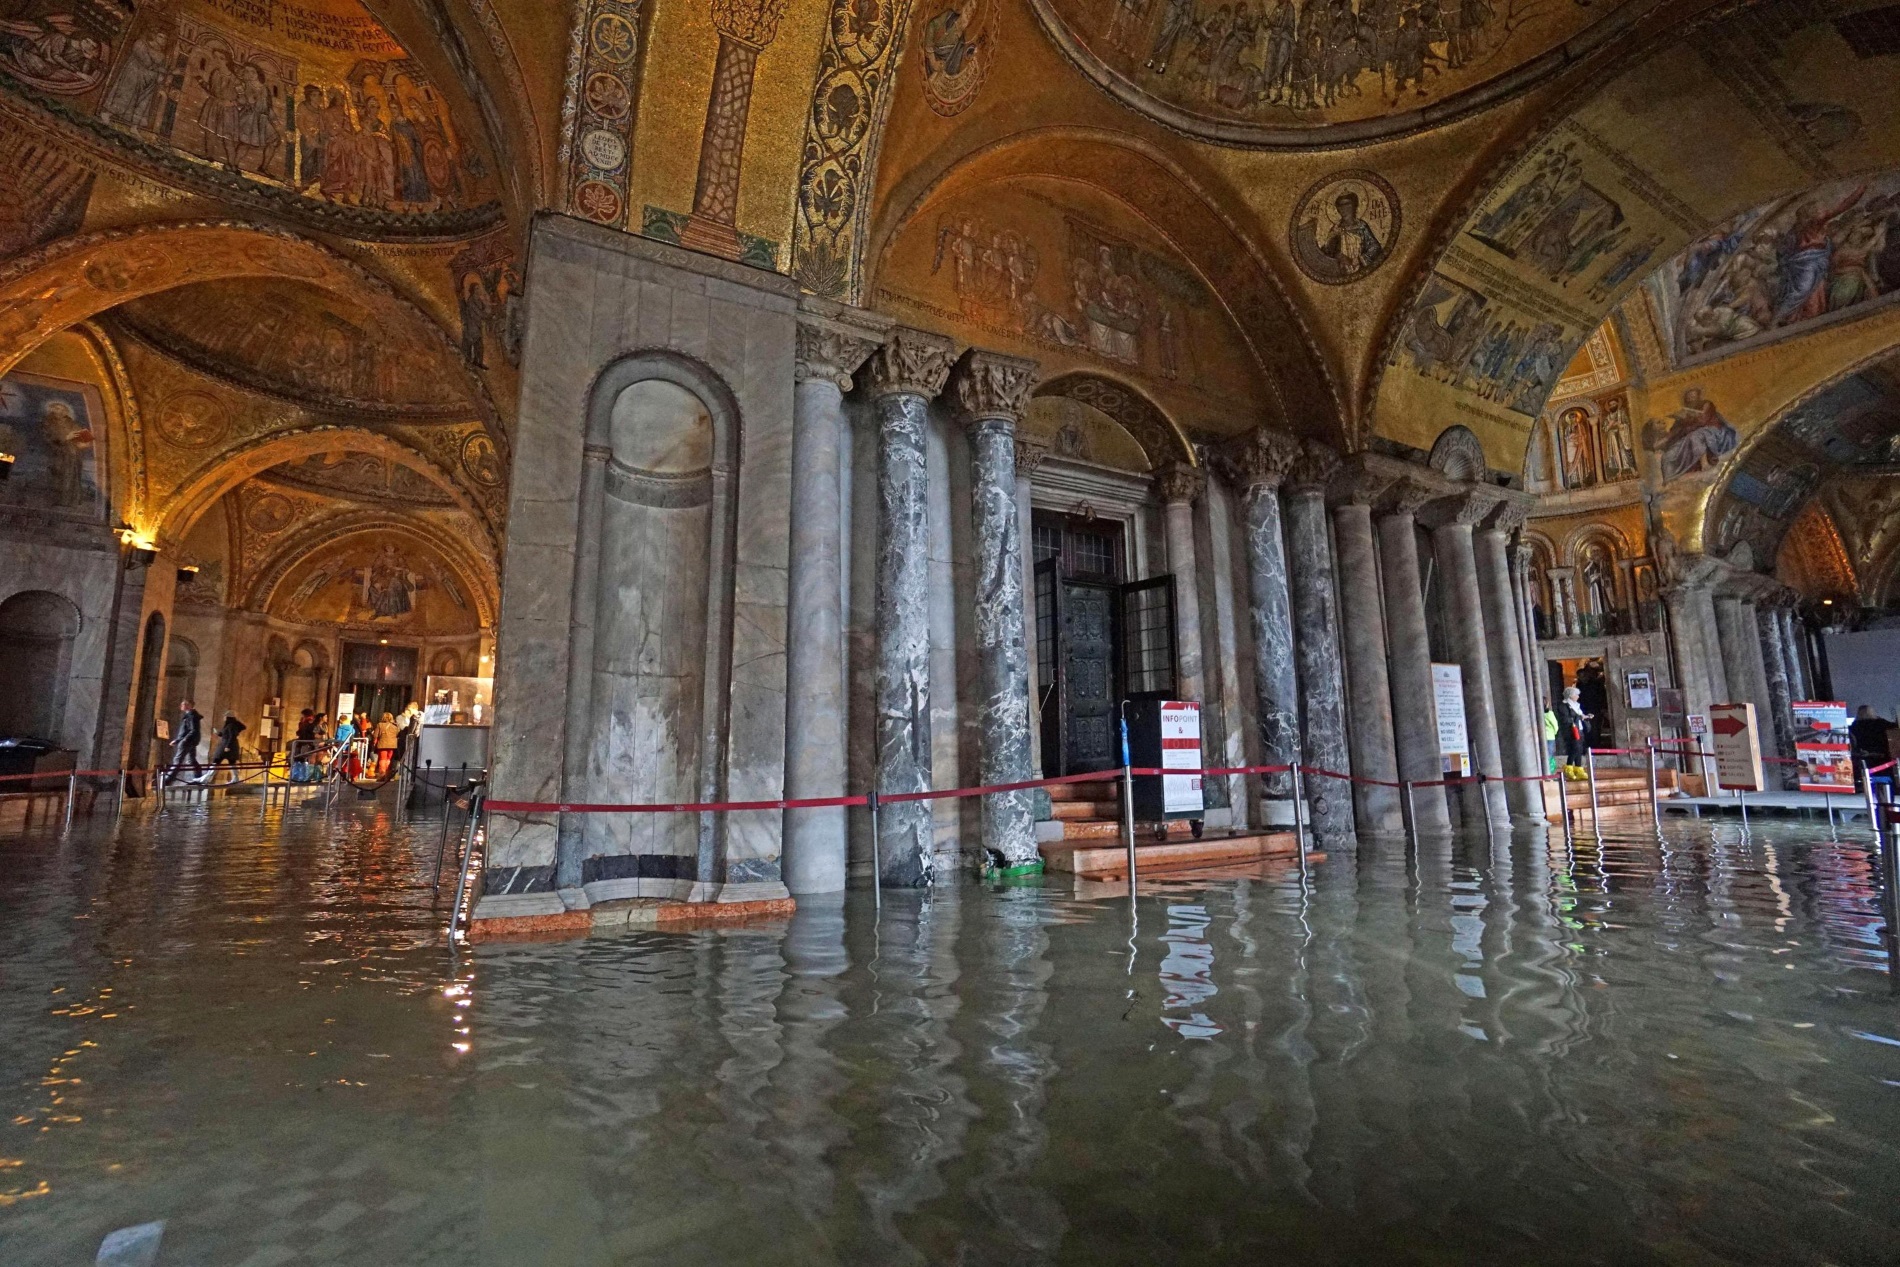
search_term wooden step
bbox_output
[1047,779,1120,803]
[1058,817,1199,842]
[1042,830,1300,877]
[1051,800,1122,820]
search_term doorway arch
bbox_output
[128,612,168,773]
[0,591,82,742]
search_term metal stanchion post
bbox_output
[1400,779,1417,846]
[1119,706,1138,895]
[868,786,882,912]
[1737,786,1749,832]
[1647,740,1661,834]
[63,770,76,833]
[113,770,124,822]
[1477,772,1494,834]
[1827,791,1837,838]
[1586,749,1600,827]
[260,765,270,820]
[1290,764,1309,881]
[1864,763,1882,840]
[1558,776,1574,847]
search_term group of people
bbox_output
[163,700,420,788]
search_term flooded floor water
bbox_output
[5,798,1900,1265]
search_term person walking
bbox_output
[209,710,246,784]
[372,711,399,778]
[165,699,204,786]
[291,709,316,781]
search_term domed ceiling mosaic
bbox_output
[1028,0,1651,145]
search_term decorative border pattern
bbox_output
[563,0,650,229]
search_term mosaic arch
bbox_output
[253,519,496,630]
[1028,0,1653,147]
[1367,4,1900,470]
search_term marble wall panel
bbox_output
[0,532,124,759]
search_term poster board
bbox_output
[1792,700,1853,792]
[336,691,355,717]
[1432,663,1469,777]
[1160,700,1203,815]
[1709,702,1763,792]
[1626,669,1655,711]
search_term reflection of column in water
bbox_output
[762,894,852,1240]
[1303,852,1371,1211]
[837,892,975,1262]
[961,886,1065,1261]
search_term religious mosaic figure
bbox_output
[1645,387,1738,482]
[1558,405,1596,489]
[354,545,426,620]
[1599,395,1637,481]
[100,28,170,129]
[1291,171,1398,284]
[0,8,110,94]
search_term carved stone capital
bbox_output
[863,327,957,401]
[1284,441,1340,496]
[1014,433,1051,477]
[1483,501,1527,535]
[1377,476,1437,519]
[1153,461,1205,506]
[794,317,883,391]
[1329,466,1392,509]
[1217,428,1300,492]
[950,348,1040,422]
[1423,488,1503,530]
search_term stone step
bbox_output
[1042,830,1300,877]
[1051,800,1123,820]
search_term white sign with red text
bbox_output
[1160,700,1203,815]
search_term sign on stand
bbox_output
[1159,701,1203,815]
[1792,700,1854,793]
[1432,663,1470,778]
[1709,702,1763,792]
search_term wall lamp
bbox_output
[0,452,14,482]
[176,564,200,585]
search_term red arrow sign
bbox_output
[1710,713,1748,737]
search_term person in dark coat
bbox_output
[209,710,246,784]
[165,699,204,786]
[1852,705,1896,779]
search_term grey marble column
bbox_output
[1016,435,1048,777]
[1428,491,1511,827]
[1474,506,1544,818]
[1511,540,1544,713]
[783,307,884,894]
[1757,599,1797,786]
[1156,463,1208,708]
[1376,480,1452,832]
[1284,443,1354,836]
[1222,430,1301,809]
[1715,594,1771,719]
[1330,471,1402,833]
[950,348,1041,870]
[864,329,956,887]
[1780,607,1811,701]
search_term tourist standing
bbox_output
[1559,686,1591,777]
[372,712,399,778]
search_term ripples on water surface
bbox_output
[5,802,1900,1265]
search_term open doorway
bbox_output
[1547,655,1612,750]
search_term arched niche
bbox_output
[561,352,742,887]
[127,611,168,772]
[0,590,82,743]
[161,636,200,725]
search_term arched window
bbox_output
[0,590,81,742]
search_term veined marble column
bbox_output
[1428,491,1510,827]
[864,329,956,887]
[1756,598,1797,786]
[950,349,1041,871]
[1284,443,1354,837]
[1475,505,1544,818]
[1377,480,1452,833]
[1222,430,1300,808]
[783,305,885,895]
[1330,470,1402,832]
[1511,539,1545,712]
[1780,607,1811,701]
[1016,435,1049,777]
[1715,594,1772,727]
[1156,463,1208,708]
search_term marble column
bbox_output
[1223,430,1301,809]
[1715,594,1771,718]
[1756,598,1797,786]
[1428,491,1510,827]
[1284,443,1355,836]
[950,349,1041,870]
[1511,539,1545,712]
[1475,505,1544,818]
[1156,463,1208,708]
[1376,480,1452,833]
[1016,435,1049,777]
[1663,571,1726,784]
[783,306,884,894]
[1780,607,1811,701]
[864,328,956,887]
[1330,470,1402,833]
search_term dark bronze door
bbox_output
[1060,580,1119,773]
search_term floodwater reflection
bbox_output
[5,806,1900,1264]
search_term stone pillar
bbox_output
[783,306,884,894]
[1780,607,1811,701]
[1156,463,1208,708]
[1283,443,1354,836]
[1222,430,1300,809]
[1330,471,1402,833]
[1376,480,1452,833]
[864,329,956,887]
[1756,599,1797,786]
[1664,572,1726,785]
[1715,594,1772,723]
[950,349,1042,871]
[1475,505,1544,818]
[1428,491,1511,827]
[1016,435,1049,775]
[1511,539,1545,712]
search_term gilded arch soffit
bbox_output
[1366,2,1900,478]
[246,509,498,627]
[865,127,1342,443]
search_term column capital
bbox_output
[1153,461,1206,506]
[1014,433,1051,477]
[1217,428,1299,493]
[1422,487,1503,530]
[794,312,887,390]
[1328,464,1391,508]
[863,327,957,400]
[1482,501,1527,536]
[1285,441,1341,496]
[950,348,1040,423]
[1377,475,1437,518]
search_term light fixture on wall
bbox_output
[176,564,200,586]
[0,452,13,482]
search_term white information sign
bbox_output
[336,692,356,718]
[1709,702,1764,792]
[1160,700,1204,815]
[1432,663,1470,777]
